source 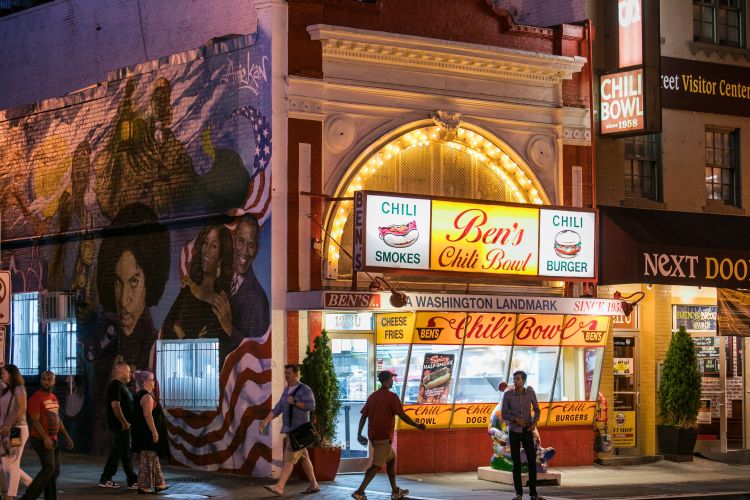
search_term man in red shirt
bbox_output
[352,370,426,500]
[21,371,74,500]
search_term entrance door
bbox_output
[330,333,374,472]
[613,336,639,454]
[693,335,725,453]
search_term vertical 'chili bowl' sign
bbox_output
[353,191,596,280]
[600,68,645,135]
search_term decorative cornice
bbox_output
[307,25,587,85]
[562,126,591,146]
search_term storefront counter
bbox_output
[393,425,596,473]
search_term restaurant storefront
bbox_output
[282,3,600,474]
[288,290,624,473]
[599,206,750,459]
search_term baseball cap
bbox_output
[378,370,396,383]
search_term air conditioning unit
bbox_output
[39,293,76,322]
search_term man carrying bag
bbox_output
[259,364,320,496]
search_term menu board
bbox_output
[694,336,720,378]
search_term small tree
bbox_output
[300,330,341,447]
[658,326,702,428]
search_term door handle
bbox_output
[636,391,640,407]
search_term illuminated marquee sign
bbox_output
[353,191,596,280]
[600,68,644,135]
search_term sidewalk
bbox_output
[16,453,750,499]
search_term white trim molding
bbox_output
[307,24,587,85]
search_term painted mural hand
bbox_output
[212,293,233,336]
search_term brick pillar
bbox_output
[639,284,672,456]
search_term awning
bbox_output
[599,206,750,288]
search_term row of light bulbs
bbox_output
[328,126,545,265]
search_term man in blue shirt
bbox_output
[259,364,319,496]
[501,370,544,500]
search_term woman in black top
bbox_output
[132,371,168,494]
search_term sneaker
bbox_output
[512,496,523,500]
[98,480,120,488]
[128,482,139,490]
[391,488,409,499]
[351,492,367,500]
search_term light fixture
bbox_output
[371,276,409,308]
[614,291,645,317]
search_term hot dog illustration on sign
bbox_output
[417,353,455,404]
[379,220,418,248]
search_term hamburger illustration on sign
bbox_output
[554,230,582,259]
[379,220,419,248]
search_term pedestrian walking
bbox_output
[99,361,138,490]
[0,365,33,499]
[20,371,74,500]
[352,370,426,500]
[131,371,168,494]
[501,370,544,500]
[258,364,319,496]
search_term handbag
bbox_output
[3,389,21,448]
[287,386,319,451]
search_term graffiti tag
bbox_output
[220,53,268,96]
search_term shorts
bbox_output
[283,436,309,465]
[371,439,396,468]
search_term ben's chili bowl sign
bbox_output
[600,68,645,135]
[355,192,596,279]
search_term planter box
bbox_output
[295,446,342,482]
[657,425,697,462]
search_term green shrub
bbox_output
[300,329,341,447]
[658,326,702,428]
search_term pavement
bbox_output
[12,452,750,499]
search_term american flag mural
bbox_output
[169,103,273,473]
[164,331,273,473]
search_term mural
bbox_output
[0,32,272,475]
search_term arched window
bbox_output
[325,123,549,284]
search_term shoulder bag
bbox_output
[3,389,22,448]
[287,385,319,451]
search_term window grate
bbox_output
[11,292,40,376]
[48,319,76,375]
[156,339,220,409]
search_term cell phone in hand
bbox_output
[357,435,368,446]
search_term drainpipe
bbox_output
[586,18,597,210]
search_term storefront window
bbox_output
[376,344,410,398]
[406,345,461,404]
[555,347,602,402]
[454,346,511,403]
[509,346,559,402]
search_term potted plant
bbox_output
[657,326,702,461]
[299,329,342,481]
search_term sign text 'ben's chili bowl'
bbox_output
[354,191,596,279]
